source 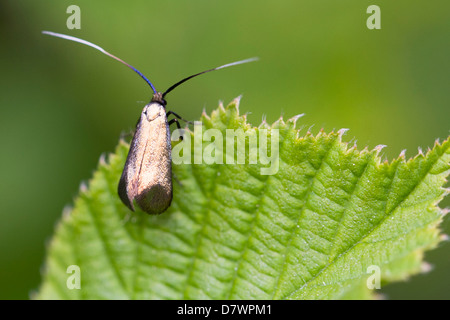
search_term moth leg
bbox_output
[168,118,182,129]
[168,118,183,141]
[166,111,194,124]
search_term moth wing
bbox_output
[118,116,146,211]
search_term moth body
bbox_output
[118,96,172,214]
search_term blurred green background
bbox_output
[0,0,449,299]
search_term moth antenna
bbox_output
[42,31,157,94]
[162,57,258,98]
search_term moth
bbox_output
[42,31,257,214]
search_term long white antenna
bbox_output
[163,57,259,98]
[42,31,157,93]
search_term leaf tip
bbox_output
[434,138,441,147]
[306,125,314,135]
[218,100,225,112]
[62,204,73,219]
[417,147,425,157]
[273,115,286,128]
[225,95,242,113]
[287,113,305,127]
[233,94,243,107]
[444,188,450,197]
[201,107,210,120]
[420,262,434,274]
[399,149,407,159]
[259,114,270,128]
[79,181,88,194]
[99,152,107,166]
[338,128,349,137]
[242,111,252,122]
[374,144,387,155]
[440,233,449,242]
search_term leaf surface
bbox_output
[36,98,450,299]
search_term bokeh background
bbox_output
[0,0,449,299]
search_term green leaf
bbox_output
[36,98,450,300]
